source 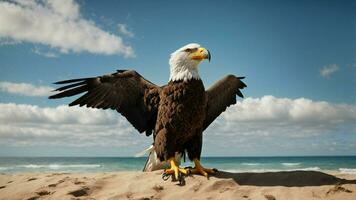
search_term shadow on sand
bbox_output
[213,170,356,187]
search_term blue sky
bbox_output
[0,0,355,157]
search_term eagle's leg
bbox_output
[190,159,217,178]
[164,157,189,181]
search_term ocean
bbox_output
[0,156,355,174]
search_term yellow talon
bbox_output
[164,157,189,181]
[190,159,217,178]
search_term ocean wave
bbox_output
[20,164,102,169]
[294,167,321,171]
[241,163,261,166]
[0,167,10,171]
[339,168,356,174]
[281,163,301,166]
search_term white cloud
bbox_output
[0,103,141,147]
[117,23,134,37]
[222,96,356,124]
[202,96,356,155]
[0,0,134,57]
[0,103,117,125]
[0,81,54,96]
[204,95,356,139]
[0,96,355,155]
[0,37,22,45]
[320,64,339,78]
[32,47,58,58]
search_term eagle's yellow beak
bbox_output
[190,47,211,62]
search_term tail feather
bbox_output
[135,145,154,157]
[142,146,182,172]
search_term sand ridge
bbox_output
[0,170,355,200]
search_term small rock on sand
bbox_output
[264,194,276,200]
[68,187,90,197]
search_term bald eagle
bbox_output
[49,43,246,182]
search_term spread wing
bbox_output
[203,75,247,130]
[49,70,161,136]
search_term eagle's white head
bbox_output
[169,43,211,82]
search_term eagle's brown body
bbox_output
[49,69,246,161]
[155,79,206,161]
[49,69,246,167]
[49,43,246,180]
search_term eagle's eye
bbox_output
[184,48,198,53]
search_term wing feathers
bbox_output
[49,85,89,99]
[49,70,161,135]
[54,78,88,84]
[54,81,86,91]
[203,74,246,130]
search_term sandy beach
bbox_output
[0,170,355,200]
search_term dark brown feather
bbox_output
[55,81,86,91]
[49,85,89,99]
[54,78,87,84]
[203,75,247,130]
[49,70,161,135]
[154,79,206,161]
